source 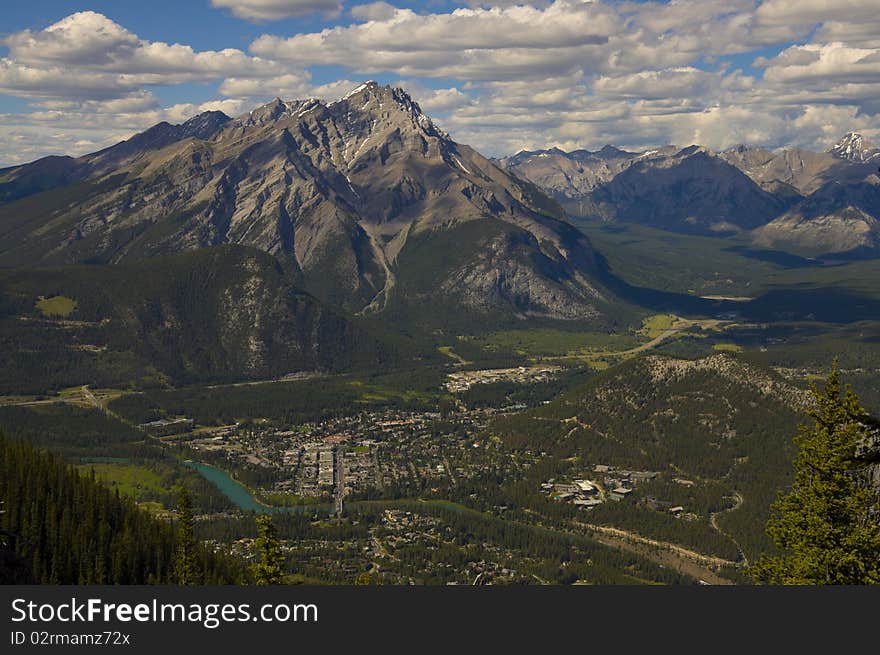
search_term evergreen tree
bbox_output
[752,364,880,584]
[0,436,242,584]
[173,487,200,585]
[251,515,285,585]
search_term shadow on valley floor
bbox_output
[594,254,880,324]
[722,246,823,269]
[725,245,880,267]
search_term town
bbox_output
[179,406,529,506]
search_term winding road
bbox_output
[710,492,748,567]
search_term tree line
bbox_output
[0,435,243,584]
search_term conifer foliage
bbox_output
[173,488,200,585]
[752,365,880,584]
[251,515,286,585]
[0,435,242,584]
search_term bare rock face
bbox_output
[502,144,788,233]
[753,176,880,255]
[440,228,602,320]
[500,145,645,199]
[0,82,605,322]
[830,132,880,163]
[586,147,789,234]
[501,133,880,256]
[720,142,879,197]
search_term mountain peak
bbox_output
[245,97,290,125]
[335,81,418,112]
[597,144,631,158]
[328,81,448,141]
[179,110,231,140]
[340,80,380,100]
[830,132,880,162]
[239,97,324,127]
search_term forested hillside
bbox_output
[491,353,808,559]
[0,435,243,584]
[0,245,420,394]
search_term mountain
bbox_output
[502,133,880,254]
[829,132,880,163]
[491,353,809,559]
[0,245,411,394]
[0,82,605,324]
[753,176,880,255]
[586,146,789,234]
[719,141,878,196]
[503,144,788,233]
[500,145,643,199]
[719,137,880,255]
[719,145,832,196]
[0,112,232,205]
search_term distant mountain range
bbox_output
[501,133,880,256]
[0,82,605,325]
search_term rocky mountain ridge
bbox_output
[501,132,880,255]
[0,82,606,323]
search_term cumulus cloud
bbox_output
[0,61,141,101]
[5,2,880,164]
[756,0,878,26]
[350,2,399,22]
[5,12,278,80]
[0,11,282,106]
[251,3,619,80]
[219,73,312,99]
[760,42,880,85]
[593,68,717,100]
[211,0,342,21]
[393,81,472,113]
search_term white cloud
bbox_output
[756,0,878,27]
[211,0,342,21]
[1,11,281,102]
[219,73,312,98]
[350,2,399,22]
[760,42,880,85]
[593,68,716,100]
[251,3,620,80]
[4,11,140,67]
[0,60,142,100]
[0,97,262,166]
[5,2,880,165]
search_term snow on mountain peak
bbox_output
[830,132,880,162]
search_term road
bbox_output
[612,328,683,356]
[575,521,738,585]
[545,324,686,364]
[710,492,748,566]
[81,385,99,408]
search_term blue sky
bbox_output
[1,1,879,165]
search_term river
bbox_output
[183,460,332,514]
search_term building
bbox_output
[317,448,335,487]
[573,499,603,508]
[629,471,659,483]
[609,487,634,502]
[138,417,194,436]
